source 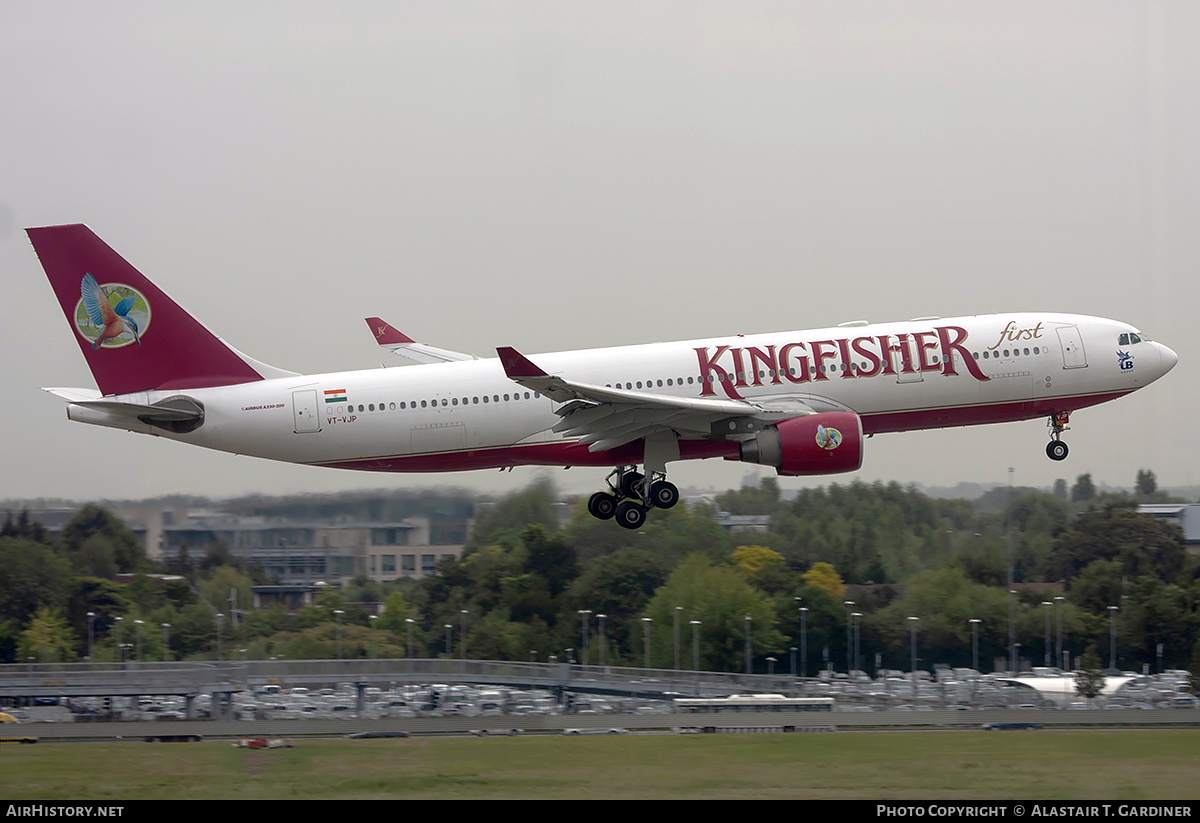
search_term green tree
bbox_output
[1048,504,1186,585]
[1135,469,1157,497]
[732,545,786,581]
[715,476,782,515]
[874,566,1009,672]
[378,591,416,636]
[1071,474,1096,502]
[803,562,846,601]
[59,504,148,575]
[1075,643,1105,701]
[18,607,77,663]
[0,538,72,635]
[643,555,784,672]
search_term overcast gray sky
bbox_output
[2,2,1197,503]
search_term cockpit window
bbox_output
[1119,332,1148,346]
[1119,334,1129,346]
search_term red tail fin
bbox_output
[28,224,268,396]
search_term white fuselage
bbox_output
[88,312,1176,473]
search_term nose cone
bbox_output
[1159,343,1179,374]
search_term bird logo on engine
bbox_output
[815,424,842,451]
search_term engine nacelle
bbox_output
[738,412,863,476]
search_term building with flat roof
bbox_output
[1137,503,1200,548]
[157,511,464,586]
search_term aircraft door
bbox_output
[292,390,322,433]
[1056,326,1088,370]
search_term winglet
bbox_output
[497,346,549,379]
[365,317,416,345]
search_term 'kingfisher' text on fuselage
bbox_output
[695,324,990,400]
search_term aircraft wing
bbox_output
[365,317,477,364]
[496,346,820,452]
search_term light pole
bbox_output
[799,607,808,679]
[690,620,701,671]
[369,614,378,659]
[460,610,469,660]
[578,610,591,667]
[851,612,862,676]
[969,618,981,672]
[1008,589,1018,674]
[86,612,95,662]
[1108,605,1119,672]
[642,618,652,669]
[844,600,855,675]
[597,614,607,667]
[790,646,797,678]
[908,616,920,699]
[114,616,123,664]
[1006,467,1015,677]
[1042,602,1053,668]
[405,618,415,659]
[216,613,224,662]
[744,614,752,675]
[333,610,344,659]
[674,606,683,671]
[444,624,452,657]
[161,623,171,662]
[134,619,143,662]
[1054,596,1065,670]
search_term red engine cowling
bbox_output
[738,412,863,476]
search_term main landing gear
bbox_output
[587,465,680,530]
[1046,412,1070,461]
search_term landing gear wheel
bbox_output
[619,471,645,499]
[649,480,679,509]
[615,500,648,530]
[587,492,617,520]
[1046,440,1069,461]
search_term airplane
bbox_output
[28,224,1178,530]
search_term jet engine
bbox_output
[738,411,863,476]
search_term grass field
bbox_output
[2,730,1198,800]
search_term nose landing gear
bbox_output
[587,465,679,529]
[1046,412,1070,461]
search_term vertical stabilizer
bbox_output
[28,224,270,396]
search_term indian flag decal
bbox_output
[324,389,348,403]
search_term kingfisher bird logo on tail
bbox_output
[76,273,150,349]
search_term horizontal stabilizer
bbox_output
[45,387,204,433]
